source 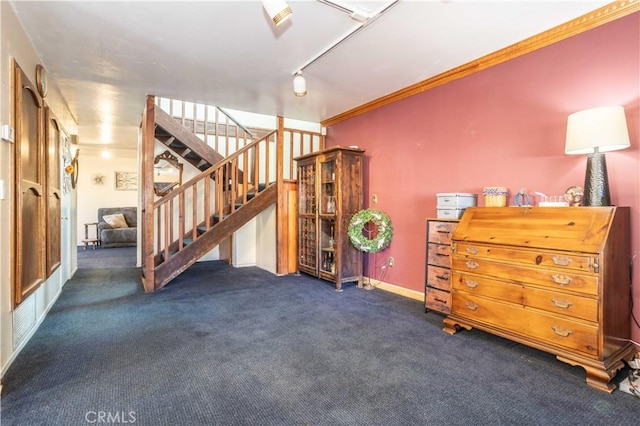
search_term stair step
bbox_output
[154,126,170,138]
[159,239,193,260]
[168,140,186,150]
[198,162,211,171]
[213,213,227,222]
[184,151,201,161]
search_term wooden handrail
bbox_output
[217,106,255,138]
[151,129,277,265]
[153,130,277,208]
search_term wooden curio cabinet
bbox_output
[295,146,364,291]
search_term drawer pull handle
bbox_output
[436,253,450,257]
[552,255,572,266]
[436,275,449,280]
[465,261,479,269]
[551,298,573,309]
[551,325,572,337]
[465,302,479,311]
[551,274,573,285]
[435,298,448,304]
[465,247,479,254]
[464,279,479,289]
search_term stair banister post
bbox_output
[141,96,156,292]
[276,116,287,275]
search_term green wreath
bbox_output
[348,209,393,253]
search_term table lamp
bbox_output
[564,106,630,206]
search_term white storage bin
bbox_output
[437,208,467,219]
[437,193,478,208]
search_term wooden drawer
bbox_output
[452,291,599,357]
[451,256,598,296]
[452,272,598,322]
[454,242,595,274]
[427,243,451,267]
[426,287,451,314]
[427,265,451,291]
[428,221,457,244]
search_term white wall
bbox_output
[255,204,277,273]
[76,146,138,245]
[1,3,78,377]
[232,205,276,272]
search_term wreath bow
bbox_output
[347,209,393,253]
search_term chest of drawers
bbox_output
[443,206,633,393]
[425,218,459,314]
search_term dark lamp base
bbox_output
[583,153,611,206]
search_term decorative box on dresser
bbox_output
[425,218,459,314]
[294,146,364,291]
[443,206,633,393]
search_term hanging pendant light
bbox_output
[262,0,292,26]
[293,72,307,97]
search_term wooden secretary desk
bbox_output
[443,206,633,393]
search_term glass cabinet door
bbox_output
[298,163,316,215]
[319,158,336,276]
[298,162,317,271]
[319,219,335,274]
[319,158,336,215]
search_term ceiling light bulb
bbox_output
[263,0,292,26]
[102,150,111,159]
[293,72,307,97]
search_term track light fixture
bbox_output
[317,0,373,22]
[263,0,292,26]
[293,72,307,97]
[290,0,400,97]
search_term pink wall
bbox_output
[326,13,639,339]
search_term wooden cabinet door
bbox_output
[46,109,62,276]
[14,62,45,305]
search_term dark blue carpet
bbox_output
[1,253,639,425]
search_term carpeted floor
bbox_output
[76,245,137,269]
[1,254,639,425]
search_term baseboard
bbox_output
[363,277,423,301]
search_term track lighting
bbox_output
[290,1,400,97]
[262,0,292,26]
[293,72,307,97]
[317,0,373,22]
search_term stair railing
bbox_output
[156,97,325,180]
[155,97,259,156]
[152,130,277,264]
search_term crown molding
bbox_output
[321,0,639,128]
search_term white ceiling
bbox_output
[10,0,610,149]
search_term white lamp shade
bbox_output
[263,0,292,26]
[565,106,631,154]
[293,74,307,97]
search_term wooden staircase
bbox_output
[154,107,226,171]
[151,184,277,290]
[141,97,279,292]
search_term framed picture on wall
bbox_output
[114,171,138,191]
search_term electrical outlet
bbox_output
[388,257,394,267]
[372,194,378,204]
